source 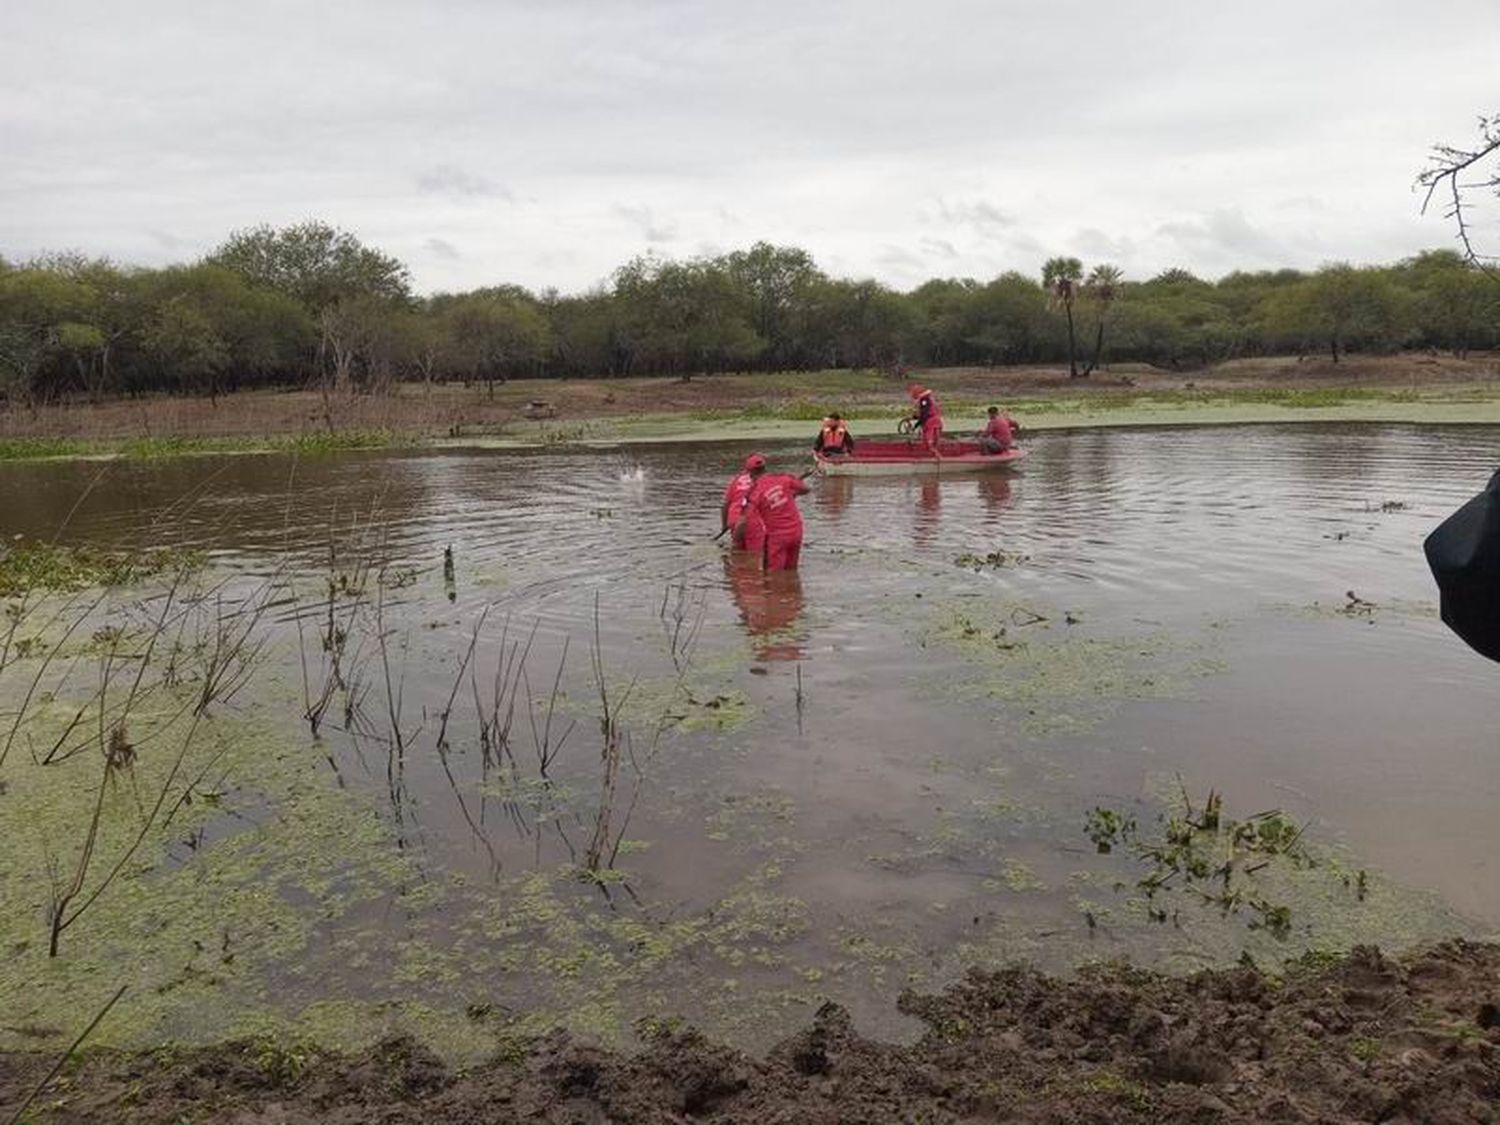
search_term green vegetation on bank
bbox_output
[3,219,1498,407]
[0,428,404,462]
[117,428,405,458]
[689,384,1435,423]
[6,381,1500,462]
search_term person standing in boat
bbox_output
[740,459,811,571]
[976,405,1018,454]
[814,413,855,456]
[908,383,943,455]
[722,453,768,553]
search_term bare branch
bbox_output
[1418,114,1500,273]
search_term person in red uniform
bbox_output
[976,405,1017,453]
[722,453,767,553]
[908,383,943,455]
[741,460,811,571]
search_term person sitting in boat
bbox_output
[722,453,767,553]
[740,459,811,571]
[907,383,943,455]
[976,405,1018,454]
[813,413,855,456]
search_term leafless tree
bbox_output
[1419,113,1500,274]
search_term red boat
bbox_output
[813,438,1027,476]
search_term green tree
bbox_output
[908,278,980,365]
[961,272,1052,365]
[0,268,100,403]
[1420,269,1493,355]
[397,302,445,388]
[543,289,622,377]
[27,255,150,400]
[613,256,762,379]
[54,321,107,397]
[1122,269,1249,367]
[138,264,313,391]
[1259,263,1408,362]
[438,288,553,396]
[140,297,229,399]
[1079,264,1123,376]
[723,242,824,371]
[803,277,915,371]
[209,222,410,395]
[1398,250,1498,355]
[319,295,403,392]
[209,221,410,313]
[1042,256,1084,377]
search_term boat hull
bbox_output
[814,442,1027,476]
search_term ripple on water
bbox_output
[4,423,1499,1052]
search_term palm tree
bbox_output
[1042,257,1084,377]
[1081,264,1123,377]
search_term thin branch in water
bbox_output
[3,984,128,1125]
[436,606,489,755]
[1,590,108,771]
[795,662,806,735]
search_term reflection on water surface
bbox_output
[3,422,1499,1051]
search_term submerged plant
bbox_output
[954,549,1030,571]
[0,541,202,597]
[1084,807,1135,854]
[1088,779,1314,940]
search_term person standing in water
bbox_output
[741,459,811,570]
[908,383,943,455]
[722,453,767,553]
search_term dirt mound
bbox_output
[6,941,1500,1123]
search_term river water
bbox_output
[3,422,1498,1049]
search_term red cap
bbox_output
[908,383,929,399]
[744,453,767,470]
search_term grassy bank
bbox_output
[1,354,1498,460]
[0,429,408,462]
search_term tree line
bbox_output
[0,220,1496,403]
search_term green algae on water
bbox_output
[0,541,202,596]
[927,602,1224,735]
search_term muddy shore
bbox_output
[3,354,1499,460]
[4,941,1499,1123]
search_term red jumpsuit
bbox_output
[916,391,943,452]
[748,473,810,570]
[723,471,766,553]
[980,413,1014,451]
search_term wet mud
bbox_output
[6,941,1500,1123]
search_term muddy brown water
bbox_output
[3,422,1500,1049]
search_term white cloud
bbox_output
[415,166,514,201]
[919,237,961,260]
[2,0,1497,291]
[934,200,1016,239]
[1154,209,1284,271]
[613,204,679,245]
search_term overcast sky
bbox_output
[4,0,1496,294]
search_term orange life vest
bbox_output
[820,420,849,450]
